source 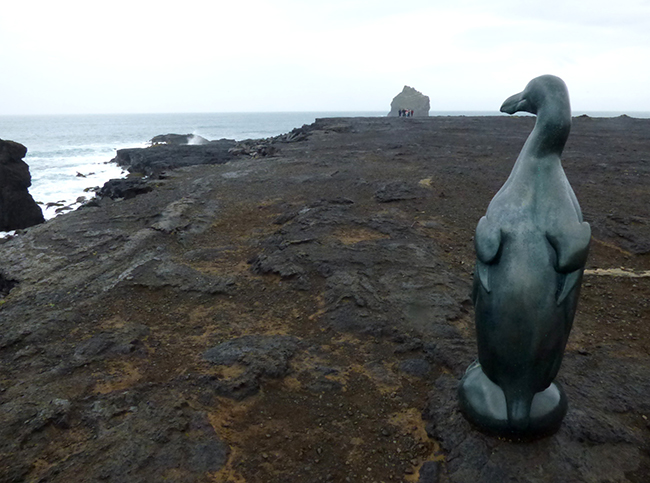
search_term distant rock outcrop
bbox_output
[0,139,44,231]
[388,86,430,117]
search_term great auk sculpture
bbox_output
[458,75,591,437]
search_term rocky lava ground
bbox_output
[1,116,649,482]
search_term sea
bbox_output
[1,110,648,228]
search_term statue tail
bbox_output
[504,389,533,432]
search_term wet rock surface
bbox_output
[0,138,44,230]
[0,116,649,482]
[113,138,237,176]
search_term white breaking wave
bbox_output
[187,133,206,145]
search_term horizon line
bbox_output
[2,109,649,117]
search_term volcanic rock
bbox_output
[202,335,303,400]
[388,85,430,117]
[0,139,44,230]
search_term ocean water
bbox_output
[1,110,648,226]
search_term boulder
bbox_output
[0,139,44,231]
[388,86,430,117]
[98,178,153,200]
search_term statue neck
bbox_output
[521,104,571,160]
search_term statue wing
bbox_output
[474,216,502,293]
[546,221,591,274]
[546,221,591,305]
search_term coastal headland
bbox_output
[1,116,649,482]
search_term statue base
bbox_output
[458,361,568,438]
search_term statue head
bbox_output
[500,75,570,116]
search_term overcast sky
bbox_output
[1,0,649,115]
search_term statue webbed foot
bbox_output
[458,361,568,438]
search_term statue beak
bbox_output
[500,91,534,115]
